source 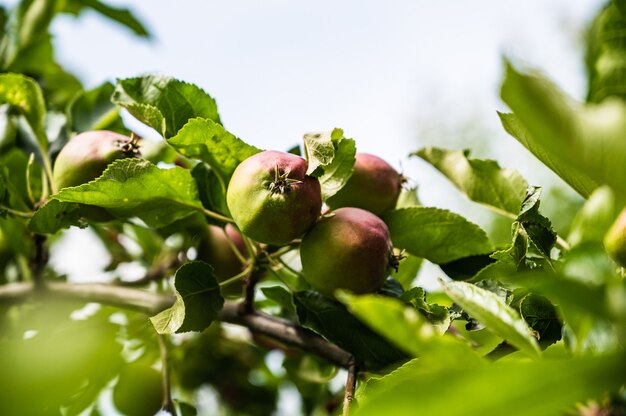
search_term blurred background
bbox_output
[23,0,604,286]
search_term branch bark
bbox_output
[0,281,354,369]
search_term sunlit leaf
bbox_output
[416,147,527,216]
[382,207,494,264]
[150,261,224,334]
[440,280,541,357]
[112,75,221,138]
[53,158,203,228]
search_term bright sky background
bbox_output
[44,1,604,285]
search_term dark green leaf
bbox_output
[416,147,527,216]
[53,158,203,228]
[382,207,494,264]
[294,290,409,371]
[112,75,221,138]
[150,261,224,334]
[260,285,297,317]
[440,254,496,281]
[517,293,562,348]
[190,162,229,218]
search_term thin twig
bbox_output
[157,334,177,416]
[241,264,265,314]
[343,359,358,416]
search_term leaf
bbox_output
[294,290,409,371]
[439,254,496,281]
[391,253,422,289]
[440,280,541,357]
[500,62,626,200]
[498,112,598,198]
[260,285,297,317]
[517,186,557,262]
[416,147,527,216]
[168,118,260,184]
[150,261,223,334]
[303,131,334,174]
[382,207,494,264]
[69,0,150,38]
[395,187,420,209]
[53,158,203,228]
[303,128,356,200]
[517,293,562,348]
[317,137,356,201]
[190,162,229,218]
[112,75,221,138]
[67,81,124,133]
[568,185,620,247]
[585,1,626,103]
[338,293,471,358]
[400,287,451,333]
[355,353,626,416]
[0,73,46,146]
[28,199,84,234]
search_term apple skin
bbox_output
[326,153,402,215]
[300,207,393,297]
[52,130,138,191]
[604,207,626,268]
[226,150,322,245]
[112,363,163,416]
[197,224,248,297]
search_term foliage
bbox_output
[0,1,625,415]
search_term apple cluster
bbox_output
[51,131,404,298]
[224,149,402,298]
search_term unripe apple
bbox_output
[112,363,163,416]
[52,130,139,191]
[604,207,626,267]
[300,207,394,297]
[226,150,322,245]
[326,153,402,215]
[197,224,248,297]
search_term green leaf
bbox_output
[517,186,557,262]
[400,287,451,333]
[355,353,626,416]
[150,261,223,334]
[68,0,150,38]
[516,292,562,348]
[395,187,420,209]
[112,75,221,138]
[585,1,626,102]
[53,158,203,228]
[28,199,84,234]
[498,112,598,198]
[382,207,494,264]
[260,285,297,317]
[303,128,357,200]
[168,118,260,184]
[440,280,541,357]
[500,62,626,200]
[0,73,46,146]
[568,185,620,247]
[294,290,409,371]
[190,162,229,218]
[67,81,124,133]
[391,254,422,289]
[338,292,472,358]
[416,147,527,216]
[303,130,335,175]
